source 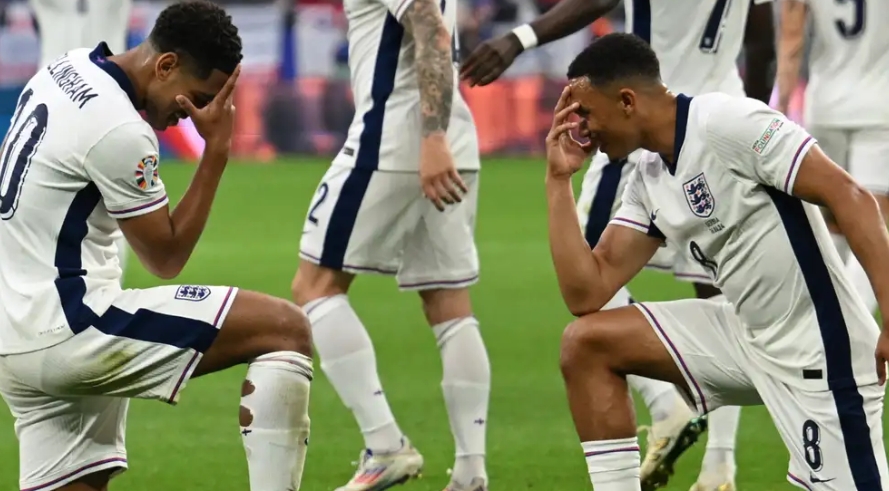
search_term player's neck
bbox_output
[640,94,678,163]
[106,45,151,110]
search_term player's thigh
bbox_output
[629,299,759,414]
[576,151,633,248]
[848,127,889,197]
[398,170,480,293]
[808,127,851,171]
[761,381,889,490]
[299,165,421,276]
[0,361,128,491]
[5,285,238,403]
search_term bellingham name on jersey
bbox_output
[0,44,167,355]
[611,93,880,392]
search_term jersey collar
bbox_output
[663,93,692,176]
[89,42,138,107]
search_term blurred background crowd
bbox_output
[0,0,807,161]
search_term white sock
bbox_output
[306,295,404,452]
[240,351,313,491]
[846,254,878,314]
[700,406,740,480]
[831,233,850,261]
[582,438,642,491]
[626,376,682,423]
[115,234,129,285]
[434,317,490,485]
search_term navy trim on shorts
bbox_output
[54,183,219,353]
[584,159,626,247]
[320,14,404,270]
[766,187,883,490]
[631,0,651,44]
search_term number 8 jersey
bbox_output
[624,0,773,97]
[0,44,167,355]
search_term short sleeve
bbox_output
[705,96,816,195]
[610,167,666,240]
[84,122,168,219]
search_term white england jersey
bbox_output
[333,0,480,171]
[612,92,879,390]
[624,0,772,97]
[795,0,889,127]
[0,44,167,355]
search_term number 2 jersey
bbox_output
[611,92,880,391]
[333,0,480,172]
[794,0,889,128]
[0,44,168,355]
[624,0,773,97]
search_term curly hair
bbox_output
[148,0,242,78]
[567,33,661,87]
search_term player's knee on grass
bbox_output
[559,307,689,389]
[194,290,312,376]
[291,259,354,306]
[418,288,473,325]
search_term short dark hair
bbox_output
[148,1,242,78]
[567,33,661,87]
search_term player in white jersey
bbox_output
[0,3,316,490]
[547,32,889,491]
[291,0,490,488]
[30,0,134,284]
[776,0,889,317]
[461,1,776,489]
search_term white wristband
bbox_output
[511,24,538,50]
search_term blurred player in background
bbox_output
[0,3,316,491]
[548,32,889,491]
[291,0,490,487]
[30,0,133,285]
[776,0,889,317]
[461,1,775,490]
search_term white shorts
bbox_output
[808,126,889,195]
[576,152,711,284]
[299,165,480,290]
[636,298,889,490]
[0,284,238,491]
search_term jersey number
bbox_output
[699,0,731,54]
[0,89,49,221]
[689,241,718,277]
[307,182,329,225]
[803,420,824,471]
[835,0,866,39]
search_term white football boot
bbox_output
[639,397,708,491]
[335,439,424,491]
[442,477,487,491]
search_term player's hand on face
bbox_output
[420,135,468,212]
[875,328,889,385]
[176,65,241,149]
[546,86,595,180]
[459,35,523,87]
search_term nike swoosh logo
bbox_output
[810,474,835,483]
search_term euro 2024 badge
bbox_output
[683,172,715,218]
[135,155,160,190]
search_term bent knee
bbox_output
[267,298,313,357]
[559,314,620,375]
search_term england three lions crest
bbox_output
[175,285,211,302]
[683,173,715,218]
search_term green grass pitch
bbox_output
[0,157,874,490]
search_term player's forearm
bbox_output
[546,176,608,316]
[828,186,889,323]
[526,0,619,47]
[776,1,806,111]
[742,3,776,105]
[404,0,454,136]
[160,144,230,277]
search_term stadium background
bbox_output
[0,1,861,490]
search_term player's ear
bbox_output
[618,88,636,116]
[154,52,179,82]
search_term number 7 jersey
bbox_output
[624,0,773,97]
[0,44,167,355]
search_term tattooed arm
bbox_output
[401,0,453,136]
